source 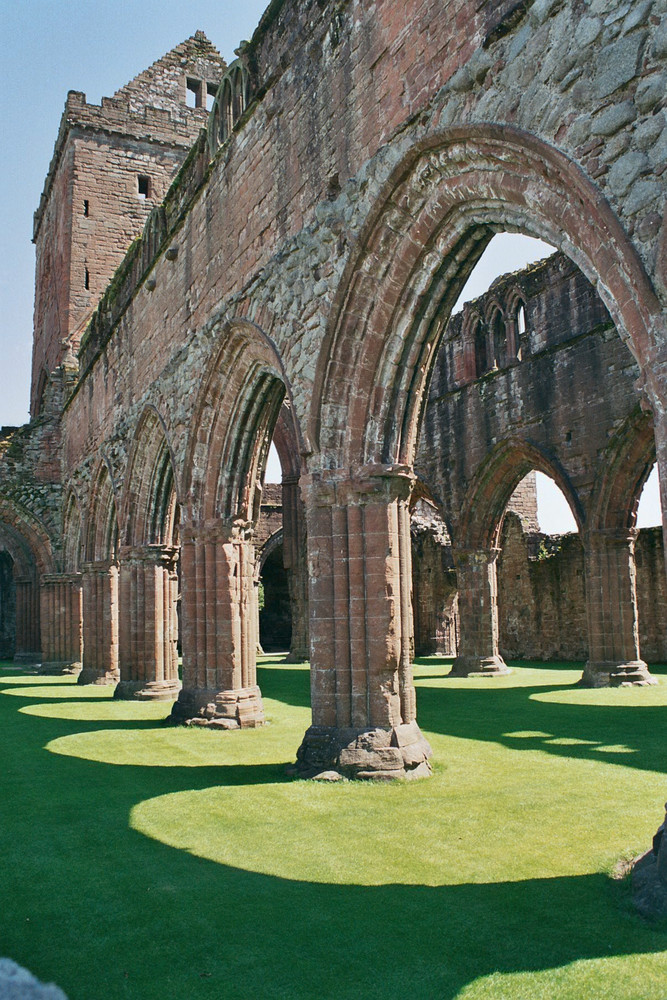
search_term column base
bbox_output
[579,660,657,687]
[114,679,181,701]
[36,660,82,676]
[167,685,265,729]
[449,654,510,678]
[285,649,310,663]
[632,850,667,918]
[77,667,120,686]
[13,652,41,665]
[293,721,433,780]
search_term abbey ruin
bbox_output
[0,0,665,832]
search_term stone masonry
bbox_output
[0,0,664,797]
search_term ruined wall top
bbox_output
[33,32,226,242]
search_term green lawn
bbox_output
[1,656,666,999]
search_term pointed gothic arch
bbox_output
[121,406,180,548]
[311,124,663,471]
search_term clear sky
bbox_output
[1,3,661,530]
[0,0,269,427]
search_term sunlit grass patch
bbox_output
[1,657,666,1000]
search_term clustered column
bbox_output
[14,574,41,664]
[450,546,509,677]
[582,528,656,686]
[38,573,82,675]
[79,560,120,685]
[295,468,432,780]
[281,475,309,662]
[116,545,181,700]
[169,520,264,728]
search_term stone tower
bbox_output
[30,31,225,417]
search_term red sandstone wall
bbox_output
[636,527,667,662]
[497,515,667,665]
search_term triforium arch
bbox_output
[452,438,583,679]
[300,124,666,779]
[0,497,54,664]
[78,458,121,685]
[170,318,293,729]
[115,406,182,700]
[208,59,251,154]
[581,407,659,687]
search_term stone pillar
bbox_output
[295,469,432,780]
[14,574,41,664]
[450,547,509,677]
[581,529,655,686]
[282,475,309,661]
[78,561,120,685]
[169,521,264,728]
[115,546,181,700]
[38,573,82,674]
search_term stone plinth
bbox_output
[38,573,82,675]
[295,722,432,780]
[169,521,264,727]
[169,684,264,729]
[79,561,119,685]
[582,530,656,687]
[116,545,180,701]
[450,547,510,677]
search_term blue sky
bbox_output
[0,0,268,427]
[1,2,661,529]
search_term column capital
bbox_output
[179,518,254,545]
[81,559,119,574]
[584,527,639,548]
[118,544,179,568]
[301,464,416,508]
[40,571,82,586]
[451,545,501,567]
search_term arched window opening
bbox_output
[496,470,582,662]
[636,465,662,529]
[258,542,292,653]
[517,303,527,336]
[473,320,487,377]
[264,440,283,484]
[452,234,555,313]
[0,550,16,660]
[220,80,234,142]
[489,308,505,370]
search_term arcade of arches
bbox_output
[1,0,666,799]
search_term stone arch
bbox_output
[171,319,297,728]
[0,497,54,577]
[312,124,663,471]
[184,320,291,523]
[485,299,506,370]
[84,459,120,562]
[505,286,529,361]
[121,406,179,548]
[272,401,302,480]
[0,498,54,663]
[115,408,181,701]
[589,407,657,535]
[209,60,251,154]
[62,489,83,573]
[457,438,583,552]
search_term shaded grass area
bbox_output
[0,657,666,999]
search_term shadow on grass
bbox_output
[255,658,667,776]
[1,663,666,998]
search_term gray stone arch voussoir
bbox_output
[311,124,664,475]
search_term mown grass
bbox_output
[0,656,666,999]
